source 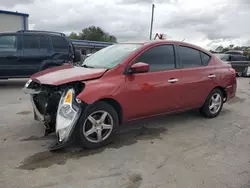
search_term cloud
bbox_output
[244,40,250,46]
[1,0,249,49]
[118,0,177,5]
[0,0,33,8]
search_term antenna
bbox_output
[182,39,185,42]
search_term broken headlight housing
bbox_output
[56,88,81,142]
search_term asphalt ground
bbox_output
[0,78,249,188]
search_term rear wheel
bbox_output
[75,101,119,149]
[200,89,223,118]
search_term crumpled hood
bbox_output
[31,64,107,85]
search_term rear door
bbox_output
[177,45,216,109]
[122,44,182,120]
[50,35,71,61]
[0,34,20,78]
[18,34,50,76]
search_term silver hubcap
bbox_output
[83,110,113,143]
[209,93,222,114]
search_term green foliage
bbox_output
[243,50,250,56]
[68,26,117,42]
[215,44,250,55]
[68,32,79,40]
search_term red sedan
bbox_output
[23,40,237,150]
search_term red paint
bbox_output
[32,40,237,123]
[31,64,107,85]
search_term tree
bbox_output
[68,32,80,40]
[212,44,250,56]
[215,45,223,52]
[68,26,117,42]
[229,44,234,50]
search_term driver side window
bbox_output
[0,35,17,52]
[134,44,176,72]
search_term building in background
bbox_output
[71,39,113,55]
[0,10,111,55]
[0,10,29,32]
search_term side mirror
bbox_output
[128,62,149,74]
[73,50,81,62]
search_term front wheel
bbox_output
[200,89,223,118]
[75,101,119,149]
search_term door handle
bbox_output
[168,78,178,83]
[208,74,216,78]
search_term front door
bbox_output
[0,34,20,78]
[18,34,50,76]
[120,44,182,120]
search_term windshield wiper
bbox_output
[82,64,94,68]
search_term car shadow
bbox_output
[18,110,213,170]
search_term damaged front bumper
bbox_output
[23,80,84,151]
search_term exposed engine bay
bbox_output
[23,80,85,150]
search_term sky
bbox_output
[1,0,250,50]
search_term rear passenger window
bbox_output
[179,46,202,68]
[23,35,39,50]
[51,36,69,52]
[23,35,49,53]
[135,45,176,72]
[38,36,48,50]
[200,52,210,66]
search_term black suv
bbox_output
[0,30,81,79]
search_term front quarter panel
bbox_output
[76,76,123,104]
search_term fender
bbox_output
[76,78,122,104]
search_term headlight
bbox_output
[56,88,81,142]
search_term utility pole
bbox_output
[149,3,155,40]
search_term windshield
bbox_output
[82,44,142,69]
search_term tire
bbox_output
[75,101,119,149]
[200,89,224,118]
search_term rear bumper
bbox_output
[225,83,237,101]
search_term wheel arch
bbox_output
[98,98,123,125]
[202,86,227,106]
[211,86,227,102]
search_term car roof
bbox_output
[225,50,243,54]
[0,32,17,35]
[0,30,66,37]
[120,40,201,47]
[119,40,211,54]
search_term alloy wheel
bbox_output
[83,110,114,143]
[209,93,222,114]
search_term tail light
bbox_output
[229,68,236,74]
